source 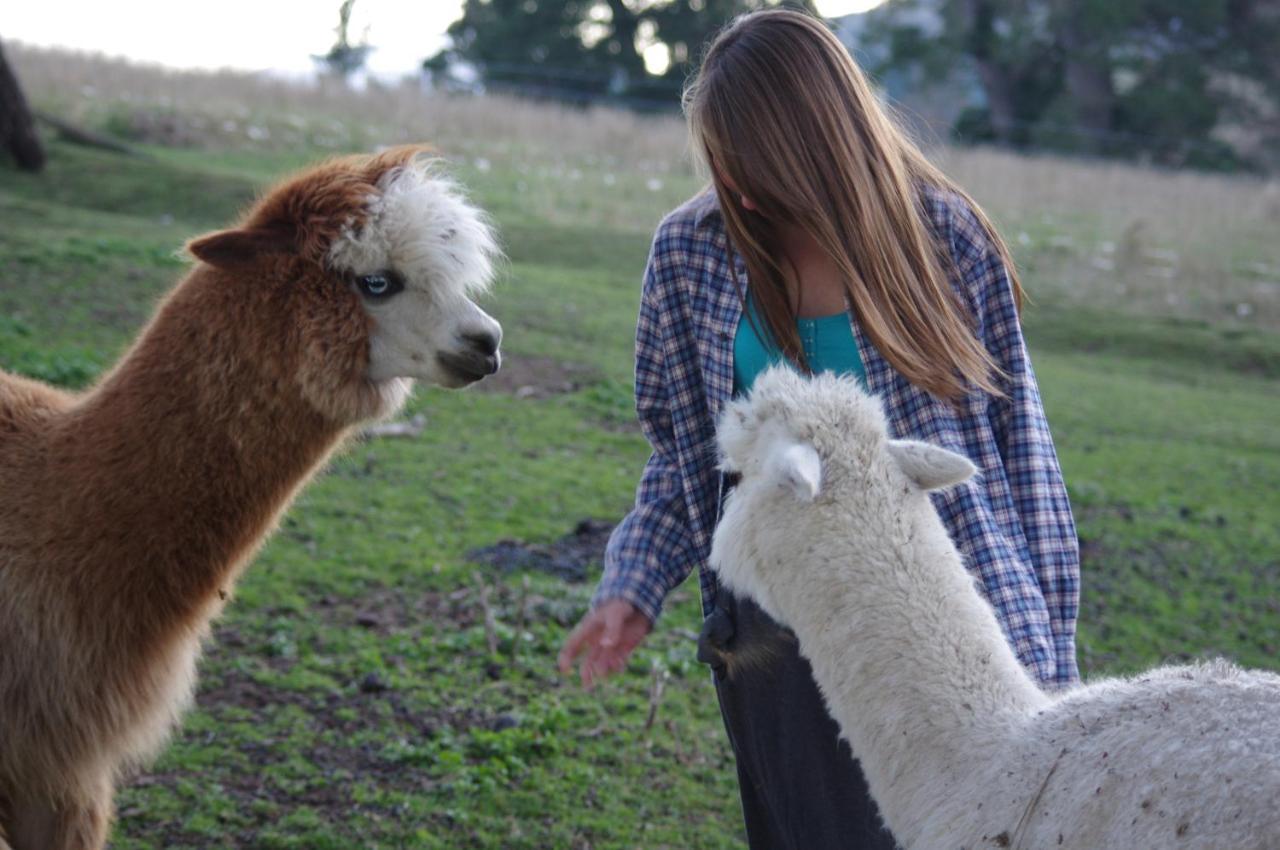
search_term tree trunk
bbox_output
[1228,0,1280,93]
[603,0,648,82]
[1226,0,1280,170]
[34,110,143,157]
[1059,51,1114,152]
[0,39,45,172]
[961,0,1019,144]
[1053,4,1116,153]
[972,59,1019,142]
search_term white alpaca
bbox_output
[710,366,1280,850]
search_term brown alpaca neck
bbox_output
[49,268,350,638]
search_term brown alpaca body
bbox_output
[0,147,501,849]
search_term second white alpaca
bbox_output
[710,366,1280,850]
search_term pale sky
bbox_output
[6,1,886,79]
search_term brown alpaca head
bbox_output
[185,145,502,423]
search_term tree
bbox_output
[0,38,45,172]
[427,0,817,108]
[869,0,1280,169]
[313,0,373,81]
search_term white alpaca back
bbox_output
[709,366,1280,850]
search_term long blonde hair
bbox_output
[683,8,1023,401]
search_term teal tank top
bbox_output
[733,297,867,395]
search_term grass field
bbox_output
[2,48,1279,849]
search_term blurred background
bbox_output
[1,2,1278,848]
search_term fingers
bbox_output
[557,608,621,687]
[557,615,598,675]
[583,645,624,689]
[558,600,648,689]
[583,643,606,688]
[599,601,625,649]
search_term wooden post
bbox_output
[0,39,45,172]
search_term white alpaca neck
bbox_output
[784,495,1050,830]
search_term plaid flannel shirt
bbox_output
[594,185,1081,689]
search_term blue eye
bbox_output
[357,271,403,299]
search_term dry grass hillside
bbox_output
[12,41,1280,329]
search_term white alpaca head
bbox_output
[709,366,977,624]
[328,155,502,390]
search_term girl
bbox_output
[559,9,1080,849]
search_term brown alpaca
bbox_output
[0,146,502,850]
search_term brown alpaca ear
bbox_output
[186,226,292,269]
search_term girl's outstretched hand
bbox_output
[558,599,652,688]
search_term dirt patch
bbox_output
[466,518,616,582]
[122,673,496,847]
[112,108,206,147]
[473,354,600,399]
[117,595,520,847]
[316,586,479,634]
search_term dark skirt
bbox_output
[698,590,899,850]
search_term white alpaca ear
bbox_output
[887,440,976,491]
[771,442,822,501]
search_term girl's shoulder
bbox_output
[651,189,724,254]
[917,183,997,276]
[642,190,735,308]
[916,183,1016,331]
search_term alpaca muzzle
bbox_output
[698,592,796,681]
[437,335,501,382]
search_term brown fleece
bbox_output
[0,146,431,849]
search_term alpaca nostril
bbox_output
[463,330,500,357]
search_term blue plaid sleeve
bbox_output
[592,233,700,623]
[948,201,1082,688]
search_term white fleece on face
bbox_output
[329,160,502,387]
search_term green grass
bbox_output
[2,141,1278,848]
